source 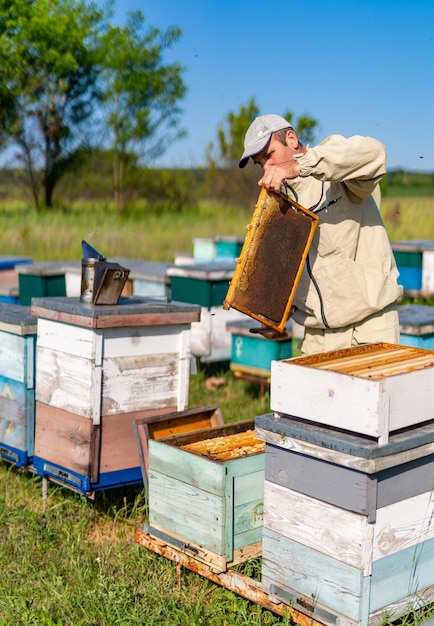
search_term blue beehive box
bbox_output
[399,304,434,349]
[0,303,37,466]
[226,319,292,379]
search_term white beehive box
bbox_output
[271,342,434,444]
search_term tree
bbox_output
[207,98,319,169]
[99,10,187,213]
[206,97,260,168]
[0,0,104,209]
[205,98,319,207]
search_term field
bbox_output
[1,194,434,625]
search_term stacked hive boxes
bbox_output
[30,296,200,496]
[257,343,434,626]
[0,304,37,466]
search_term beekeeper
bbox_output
[239,114,403,355]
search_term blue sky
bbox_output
[107,0,434,172]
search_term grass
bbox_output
[1,195,434,625]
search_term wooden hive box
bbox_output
[271,342,434,444]
[256,412,434,626]
[133,404,224,488]
[226,319,292,380]
[0,303,37,466]
[146,419,265,573]
[31,296,200,495]
[392,240,434,294]
[399,304,434,349]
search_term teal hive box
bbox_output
[168,262,234,308]
[147,419,265,572]
[215,236,244,262]
[226,319,292,378]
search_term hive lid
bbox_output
[223,187,318,334]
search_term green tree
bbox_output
[99,10,186,213]
[0,0,104,210]
[205,99,319,208]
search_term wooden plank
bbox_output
[101,352,182,415]
[261,526,368,622]
[148,438,225,497]
[370,535,434,612]
[0,332,35,385]
[36,318,97,360]
[256,422,434,474]
[265,443,376,517]
[35,346,98,419]
[0,378,34,451]
[148,469,226,555]
[99,406,176,473]
[34,402,94,475]
[263,481,372,571]
[134,528,325,626]
[133,405,224,485]
[373,490,434,561]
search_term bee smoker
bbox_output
[80,240,130,305]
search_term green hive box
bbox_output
[168,262,235,309]
[147,419,265,572]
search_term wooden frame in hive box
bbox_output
[146,419,265,572]
[223,188,318,334]
[271,342,434,444]
[133,404,224,488]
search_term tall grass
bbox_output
[1,196,433,263]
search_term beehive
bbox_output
[399,304,434,349]
[0,303,37,466]
[256,412,434,626]
[271,342,434,444]
[31,296,200,495]
[147,419,265,572]
[226,319,292,379]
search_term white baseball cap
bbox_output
[239,114,292,168]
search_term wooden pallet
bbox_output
[134,527,325,626]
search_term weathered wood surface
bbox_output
[34,402,95,475]
[98,407,175,473]
[133,405,224,484]
[0,376,34,451]
[0,332,35,386]
[148,421,265,561]
[134,528,325,626]
[256,423,434,475]
[264,481,434,569]
[262,516,434,625]
[264,440,434,519]
[271,342,434,443]
[31,296,200,329]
